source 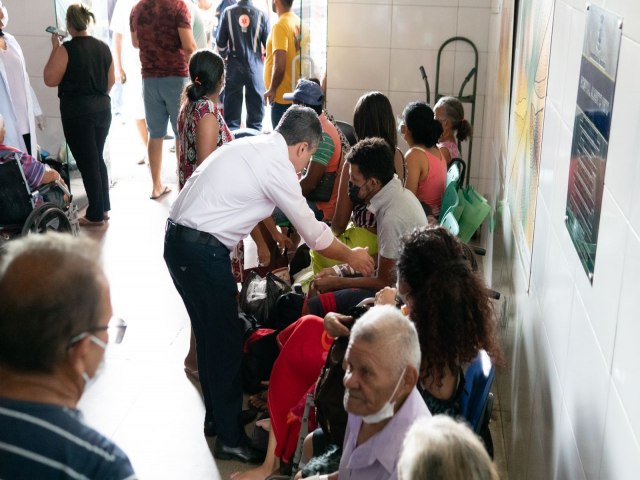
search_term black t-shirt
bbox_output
[58,36,112,119]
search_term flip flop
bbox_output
[150,186,171,200]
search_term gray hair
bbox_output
[0,233,105,373]
[349,305,421,376]
[275,105,323,151]
[398,415,500,480]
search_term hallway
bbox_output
[71,116,506,479]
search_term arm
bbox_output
[314,238,374,278]
[394,148,406,184]
[131,29,139,48]
[194,113,220,165]
[113,32,126,83]
[107,59,115,94]
[403,149,421,195]
[331,161,353,235]
[43,35,68,87]
[300,160,328,196]
[178,27,197,59]
[264,49,286,105]
[312,254,395,293]
[215,10,229,57]
[439,146,452,166]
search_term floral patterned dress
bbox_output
[177,97,233,189]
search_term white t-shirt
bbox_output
[170,132,335,252]
[110,0,141,77]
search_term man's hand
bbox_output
[263,88,275,106]
[256,241,271,267]
[347,247,374,277]
[323,312,353,337]
[116,67,127,84]
[311,276,343,293]
[314,267,338,280]
[272,230,294,253]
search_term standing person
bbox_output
[212,0,237,44]
[110,0,147,165]
[216,0,269,131]
[0,233,135,479]
[130,0,197,200]
[44,3,114,227]
[196,0,217,48]
[434,96,472,166]
[0,1,44,156]
[177,49,232,379]
[263,0,302,128]
[164,106,374,462]
[400,101,446,217]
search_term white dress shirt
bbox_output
[170,131,335,252]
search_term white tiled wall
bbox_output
[326,0,493,187]
[483,0,640,478]
[4,0,62,153]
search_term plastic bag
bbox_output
[239,271,291,327]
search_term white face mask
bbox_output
[344,367,406,425]
[81,335,106,390]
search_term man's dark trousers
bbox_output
[163,227,245,447]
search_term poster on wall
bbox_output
[565,5,622,283]
[506,0,554,289]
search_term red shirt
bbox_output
[130,0,191,78]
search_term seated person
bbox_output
[284,79,347,222]
[325,305,429,480]
[311,91,404,274]
[0,233,135,478]
[0,113,65,190]
[307,138,427,316]
[301,226,502,476]
[398,415,499,480]
[400,102,447,218]
[434,96,472,166]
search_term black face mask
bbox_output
[348,182,365,205]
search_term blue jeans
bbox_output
[163,223,245,446]
[271,102,291,129]
[224,59,265,131]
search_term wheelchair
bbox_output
[0,155,79,247]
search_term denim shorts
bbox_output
[142,76,187,139]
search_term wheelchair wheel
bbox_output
[21,202,72,236]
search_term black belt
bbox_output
[165,219,227,250]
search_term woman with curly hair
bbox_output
[392,225,501,414]
[295,226,502,477]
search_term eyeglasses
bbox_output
[67,316,127,348]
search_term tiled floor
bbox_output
[73,116,508,480]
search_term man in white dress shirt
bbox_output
[163,106,374,463]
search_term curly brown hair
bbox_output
[397,226,502,388]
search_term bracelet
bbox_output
[333,264,357,277]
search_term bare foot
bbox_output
[150,186,171,200]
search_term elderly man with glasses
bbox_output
[0,233,134,479]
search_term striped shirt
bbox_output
[0,145,45,190]
[0,397,136,480]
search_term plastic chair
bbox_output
[460,350,495,456]
[438,181,460,223]
[446,162,460,187]
[440,210,459,237]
